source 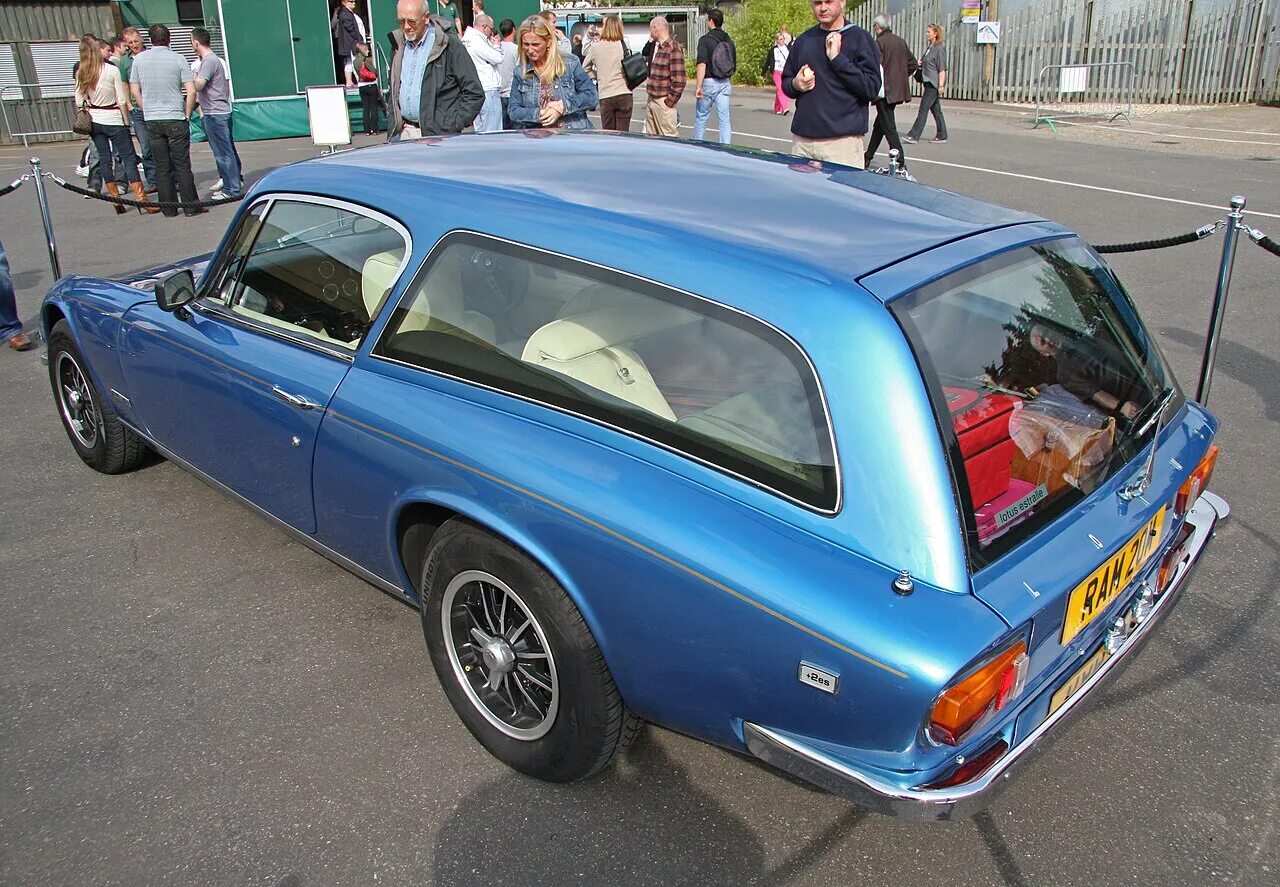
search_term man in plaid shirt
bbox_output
[644,16,685,136]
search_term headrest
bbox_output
[362,250,405,316]
[557,283,630,319]
[523,303,697,363]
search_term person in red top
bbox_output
[644,15,685,137]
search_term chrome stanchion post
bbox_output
[888,149,900,177]
[1195,195,1245,407]
[29,157,62,281]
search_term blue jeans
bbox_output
[129,107,155,186]
[475,90,502,133]
[694,78,732,144]
[0,240,24,344]
[202,113,242,196]
[90,123,140,185]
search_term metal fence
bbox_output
[849,0,1279,106]
[0,83,75,146]
[1034,61,1134,129]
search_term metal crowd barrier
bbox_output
[1034,62,1134,132]
[8,154,1280,409]
[0,83,77,148]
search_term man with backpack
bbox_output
[694,8,735,144]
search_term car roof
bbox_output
[286,131,1043,289]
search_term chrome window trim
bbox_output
[368,229,843,516]
[200,196,275,302]
[195,192,414,361]
[190,300,358,363]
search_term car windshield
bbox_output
[893,238,1173,566]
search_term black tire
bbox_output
[420,519,640,783]
[47,319,148,474]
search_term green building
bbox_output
[120,1,536,139]
[0,1,536,144]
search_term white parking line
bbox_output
[987,103,1280,138]
[1096,118,1280,138]
[1049,118,1280,147]
[678,124,1280,220]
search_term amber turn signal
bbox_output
[929,641,1029,746]
[1175,444,1220,515]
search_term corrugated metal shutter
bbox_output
[143,27,227,70]
[29,41,79,99]
[0,45,21,100]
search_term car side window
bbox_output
[374,233,837,511]
[223,199,407,349]
[206,202,267,304]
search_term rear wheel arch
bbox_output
[394,501,608,648]
[396,501,460,597]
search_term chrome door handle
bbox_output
[270,385,321,410]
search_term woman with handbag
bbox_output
[353,51,385,134]
[583,14,633,131]
[73,35,155,214]
[905,23,948,144]
[508,15,598,131]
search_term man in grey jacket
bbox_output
[389,0,483,139]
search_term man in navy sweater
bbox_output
[781,0,881,168]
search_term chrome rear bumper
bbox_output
[743,491,1228,821]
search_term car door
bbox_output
[119,195,411,532]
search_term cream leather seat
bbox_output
[364,250,496,344]
[522,304,696,421]
[555,283,631,320]
[362,250,404,319]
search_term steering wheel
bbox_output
[461,249,530,315]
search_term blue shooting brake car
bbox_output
[42,133,1227,820]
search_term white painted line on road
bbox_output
[1096,118,1280,138]
[680,124,1280,220]
[987,104,1280,138]
[1050,118,1280,147]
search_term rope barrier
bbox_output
[0,175,27,198]
[1094,222,1219,254]
[1247,226,1280,259]
[43,171,244,211]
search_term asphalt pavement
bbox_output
[1,92,1278,885]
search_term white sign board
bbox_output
[1059,66,1089,94]
[306,85,352,149]
[976,21,1001,44]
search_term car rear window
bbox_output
[373,232,838,511]
[892,238,1173,566]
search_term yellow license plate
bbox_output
[1060,507,1167,645]
[1049,646,1110,716]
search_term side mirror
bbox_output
[155,269,196,312]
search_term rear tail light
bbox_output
[919,738,1010,790]
[1175,444,1219,514]
[1156,522,1196,593]
[928,640,1029,746]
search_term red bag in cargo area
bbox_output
[943,387,1021,507]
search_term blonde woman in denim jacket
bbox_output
[508,14,598,130]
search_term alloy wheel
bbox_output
[56,352,101,449]
[441,569,560,740]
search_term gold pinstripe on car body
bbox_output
[328,409,910,681]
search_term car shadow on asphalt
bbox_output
[1161,328,1280,423]
[433,726,1048,887]
[433,731,766,884]
[1085,514,1279,713]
